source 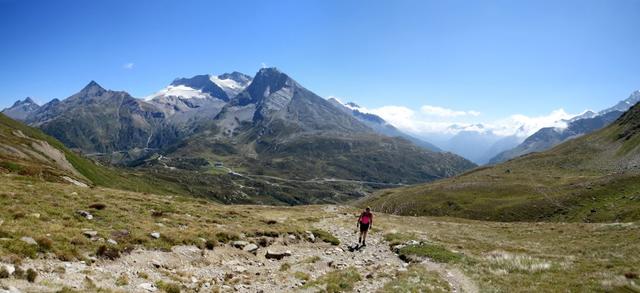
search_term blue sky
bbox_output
[1,0,639,130]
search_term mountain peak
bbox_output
[80,80,106,95]
[218,71,252,84]
[10,97,37,108]
[257,67,282,75]
[243,67,297,102]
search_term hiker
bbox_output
[357,207,373,246]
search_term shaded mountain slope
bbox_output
[0,113,186,195]
[25,81,180,155]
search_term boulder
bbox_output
[305,231,315,242]
[107,239,118,245]
[138,283,157,292]
[243,244,259,254]
[20,237,37,245]
[83,230,98,238]
[150,232,160,239]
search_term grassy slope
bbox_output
[0,175,316,261]
[362,104,640,222]
[0,114,187,196]
[0,176,638,292]
[375,214,640,292]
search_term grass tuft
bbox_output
[311,229,340,246]
[398,243,462,264]
[305,267,361,293]
[26,268,37,282]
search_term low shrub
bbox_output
[26,268,37,282]
[0,266,9,278]
[215,231,240,243]
[96,245,120,260]
[279,262,291,271]
[205,239,217,250]
[156,280,181,293]
[36,237,53,251]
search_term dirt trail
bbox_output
[0,205,477,292]
[316,205,478,293]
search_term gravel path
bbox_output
[0,205,477,292]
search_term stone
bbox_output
[151,260,163,268]
[138,283,157,292]
[150,232,160,239]
[83,230,98,238]
[243,244,259,254]
[287,234,297,241]
[231,240,249,249]
[265,250,292,260]
[20,236,37,245]
[1,264,15,275]
[405,240,419,246]
[233,266,247,273]
[0,286,21,293]
[77,210,93,220]
[305,231,315,242]
[392,244,406,252]
[107,239,118,245]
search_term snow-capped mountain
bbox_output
[489,90,640,164]
[1,97,40,121]
[144,72,252,124]
[327,98,441,152]
[145,72,252,102]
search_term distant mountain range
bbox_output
[1,68,475,204]
[489,90,640,164]
[363,96,640,222]
[327,98,441,152]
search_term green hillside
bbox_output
[0,113,185,195]
[362,103,640,222]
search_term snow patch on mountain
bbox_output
[144,85,209,101]
[210,75,249,98]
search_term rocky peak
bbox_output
[10,97,38,108]
[247,68,297,99]
[79,80,107,97]
[218,71,252,84]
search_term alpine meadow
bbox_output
[0,1,639,292]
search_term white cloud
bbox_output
[489,109,573,137]
[420,105,481,117]
[328,96,577,138]
[123,62,134,70]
